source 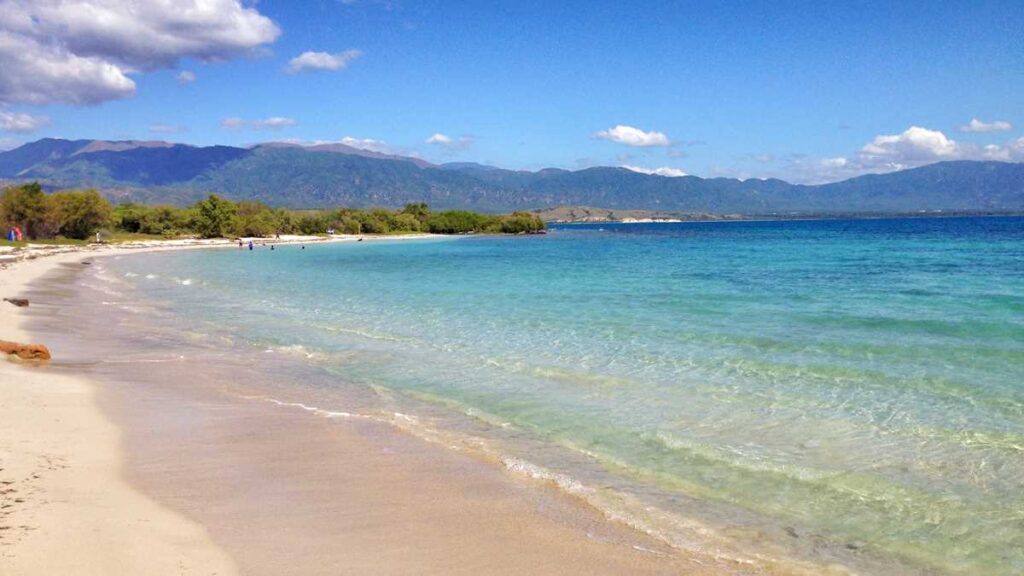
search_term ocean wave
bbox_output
[246,392,832,574]
[263,344,323,360]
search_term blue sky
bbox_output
[0,0,1021,182]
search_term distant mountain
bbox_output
[257,141,435,168]
[1,138,1023,213]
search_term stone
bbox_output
[0,341,51,360]
[3,298,29,307]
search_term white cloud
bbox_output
[149,123,186,134]
[221,116,296,130]
[622,165,688,177]
[749,126,1024,184]
[959,118,1013,133]
[286,50,363,74]
[340,136,390,153]
[254,117,297,130]
[0,137,19,150]
[593,124,671,147]
[860,126,958,163]
[176,70,196,85]
[425,132,474,150]
[0,0,279,105]
[0,111,50,133]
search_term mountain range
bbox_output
[2,138,1023,214]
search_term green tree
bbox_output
[390,212,422,232]
[401,202,431,225]
[426,210,491,234]
[235,201,278,237]
[499,212,546,234]
[49,189,113,239]
[113,203,146,233]
[139,205,189,236]
[296,212,329,235]
[191,194,237,238]
[0,183,51,239]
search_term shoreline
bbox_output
[0,247,238,574]
[1,239,737,575]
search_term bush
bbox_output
[426,210,492,234]
[390,212,422,232]
[235,201,279,237]
[0,183,51,239]
[113,203,146,233]
[499,212,546,234]
[139,205,190,236]
[296,212,329,235]
[48,189,113,240]
[191,194,237,238]
[6,183,544,240]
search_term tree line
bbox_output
[1,183,545,241]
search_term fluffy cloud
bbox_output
[221,116,296,130]
[594,125,671,147]
[286,50,363,74]
[425,132,474,150]
[176,70,197,85]
[0,0,279,105]
[0,111,50,133]
[751,126,1024,184]
[959,118,1013,133]
[622,165,688,177]
[340,136,391,153]
[860,126,959,164]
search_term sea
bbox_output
[67,216,1024,574]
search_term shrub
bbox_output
[235,201,279,237]
[48,189,113,240]
[191,194,237,238]
[426,210,491,234]
[499,212,546,234]
[0,183,51,239]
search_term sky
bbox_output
[0,0,1021,183]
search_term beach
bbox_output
[2,217,1021,575]
[0,238,738,575]
[0,249,237,575]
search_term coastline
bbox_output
[0,248,238,574]
[1,239,740,575]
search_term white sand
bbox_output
[0,233,435,574]
[0,248,237,575]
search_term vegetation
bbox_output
[1,182,545,242]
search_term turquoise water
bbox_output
[96,217,1023,574]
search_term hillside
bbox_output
[2,138,1023,213]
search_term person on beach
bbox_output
[248,240,254,251]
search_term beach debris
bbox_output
[3,298,29,307]
[0,340,51,361]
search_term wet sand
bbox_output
[2,245,755,575]
[0,251,237,575]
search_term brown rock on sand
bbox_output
[0,340,51,360]
[4,297,30,307]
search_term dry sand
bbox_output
[0,250,237,575]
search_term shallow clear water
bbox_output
[95,217,1024,574]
